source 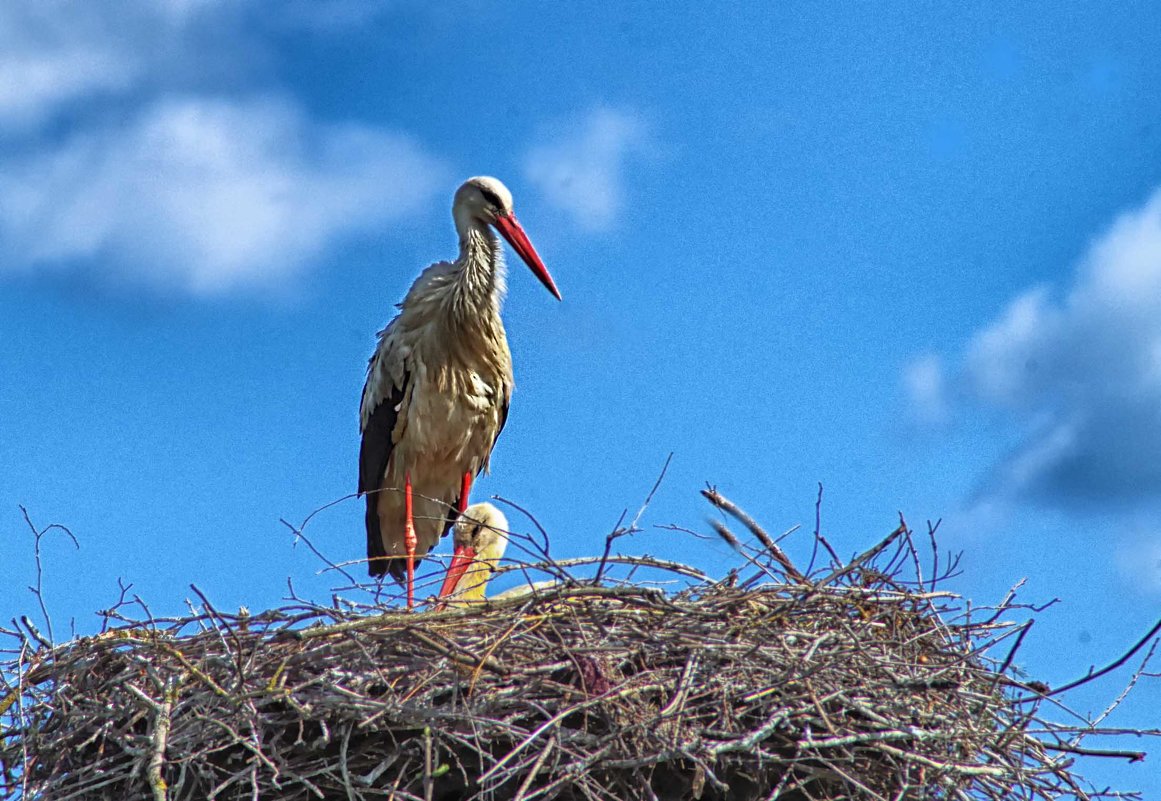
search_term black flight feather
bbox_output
[359,372,407,578]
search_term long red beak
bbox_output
[437,544,477,599]
[492,213,562,301]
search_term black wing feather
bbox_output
[495,391,510,444]
[359,374,407,578]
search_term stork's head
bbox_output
[454,176,562,301]
[437,503,510,603]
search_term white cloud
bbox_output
[0,96,449,295]
[0,1,394,133]
[523,107,652,231]
[903,352,948,424]
[0,48,136,126]
[0,2,455,296]
[0,5,142,129]
[1116,534,1161,596]
[917,188,1161,506]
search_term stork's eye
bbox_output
[479,188,504,209]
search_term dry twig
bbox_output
[2,495,1156,801]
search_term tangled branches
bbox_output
[1,492,1157,800]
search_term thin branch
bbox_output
[280,516,360,587]
[1040,742,1146,763]
[19,506,79,647]
[701,486,806,582]
[595,453,673,585]
[812,513,909,590]
[1016,618,1161,701]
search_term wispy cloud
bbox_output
[911,188,1161,507]
[1116,533,1161,596]
[0,2,449,296]
[0,96,448,295]
[0,5,143,129]
[902,352,949,425]
[0,1,396,133]
[523,107,652,232]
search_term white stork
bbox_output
[436,503,511,603]
[359,176,560,607]
[436,502,558,604]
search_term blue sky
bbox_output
[2,1,1160,793]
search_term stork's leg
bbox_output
[404,471,416,610]
[459,471,472,514]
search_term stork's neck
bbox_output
[449,221,506,323]
[448,543,505,603]
[447,558,493,603]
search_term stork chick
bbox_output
[359,177,560,608]
[437,502,561,604]
[437,503,510,603]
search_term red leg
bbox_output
[459,471,472,514]
[404,471,416,610]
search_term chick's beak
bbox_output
[438,544,477,599]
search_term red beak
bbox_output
[491,213,562,301]
[437,544,477,599]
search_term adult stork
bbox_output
[359,176,560,608]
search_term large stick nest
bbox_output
[1,494,1155,800]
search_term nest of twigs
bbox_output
[1,490,1155,800]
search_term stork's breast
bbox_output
[402,367,502,464]
[465,370,496,412]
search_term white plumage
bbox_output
[437,502,559,603]
[358,177,560,605]
[437,502,511,602]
